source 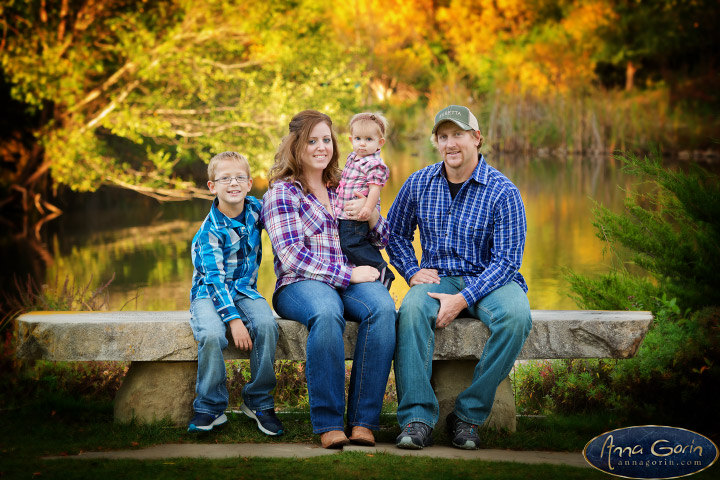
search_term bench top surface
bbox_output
[19,309,652,323]
[16,310,652,361]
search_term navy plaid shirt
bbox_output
[387,154,528,307]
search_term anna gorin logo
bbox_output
[584,426,718,479]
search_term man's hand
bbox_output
[427,292,468,328]
[229,318,253,350]
[409,269,441,286]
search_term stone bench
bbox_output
[15,310,652,432]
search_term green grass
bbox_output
[5,453,603,480]
[2,395,719,479]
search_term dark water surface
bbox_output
[17,149,637,312]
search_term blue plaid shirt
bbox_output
[190,196,263,322]
[387,154,527,307]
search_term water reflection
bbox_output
[39,149,635,311]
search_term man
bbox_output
[387,105,532,450]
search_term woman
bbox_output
[262,110,396,449]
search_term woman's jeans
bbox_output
[273,280,396,433]
[190,295,279,415]
[394,278,532,429]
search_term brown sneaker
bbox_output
[349,426,375,446]
[320,430,350,449]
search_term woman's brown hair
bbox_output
[268,110,341,193]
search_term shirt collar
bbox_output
[210,197,260,229]
[433,154,488,185]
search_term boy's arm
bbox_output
[357,183,382,221]
[192,230,241,323]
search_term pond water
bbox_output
[34,147,635,312]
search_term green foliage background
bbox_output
[2,0,718,203]
[517,152,720,435]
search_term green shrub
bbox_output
[567,150,720,312]
[607,306,720,428]
[533,150,720,433]
[515,359,614,416]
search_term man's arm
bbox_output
[459,187,527,307]
[387,177,422,282]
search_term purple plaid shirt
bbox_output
[262,180,390,291]
[334,150,389,219]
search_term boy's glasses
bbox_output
[213,175,249,184]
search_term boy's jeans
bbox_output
[189,295,279,415]
[394,278,532,429]
[273,279,396,433]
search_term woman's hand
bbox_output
[350,265,380,284]
[344,193,367,218]
[345,192,380,227]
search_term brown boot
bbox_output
[320,430,350,449]
[349,426,375,446]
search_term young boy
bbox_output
[188,151,284,435]
[334,112,395,289]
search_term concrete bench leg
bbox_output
[114,361,196,425]
[431,360,517,433]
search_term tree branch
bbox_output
[83,79,139,130]
[148,106,241,115]
[72,61,137,112]
[105,175,215,202]
[196,58,263,71]
[171,121,266,137]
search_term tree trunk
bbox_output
[625,61,636,91]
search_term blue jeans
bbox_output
[189,295,279,415]
[273,280,396,433]
[338,219,389,272]
[395,278,531,428]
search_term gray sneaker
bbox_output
[396,422,434,449]
[447,412,480,450]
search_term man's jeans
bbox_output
[395,277,531,429]
[273,280,396,433]
[190,295,279,415]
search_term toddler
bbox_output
[335,113,395,289]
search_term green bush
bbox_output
[515,359,614,416]
[516,150,720,434]
[567,150,720,312]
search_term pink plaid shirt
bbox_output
[262,180,389,291]
[334,150,389,219]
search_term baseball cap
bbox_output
[431,105,480,134]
